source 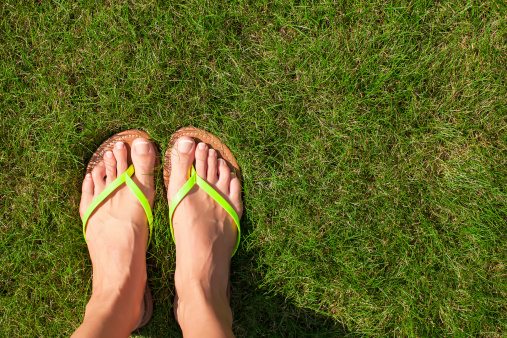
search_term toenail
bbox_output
[86,173,92,180]
[98,161,105,167]
[105,151,113,158]
[209,149,216,156]
[177,140,194,153]
[218,159,226,166]
[115,142,124,149]
[134,141,150,154]
[198,142,207,150]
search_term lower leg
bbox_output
[175,282,234,337]
[72,283,143,338]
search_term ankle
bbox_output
[85,271,146,329]
[174,281,233,333]
[82,292,141,334]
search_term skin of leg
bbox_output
[168,138,243,338]
[72,138,156,338]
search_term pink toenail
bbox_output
[209,149,216,156]
[105,151,113,158]
[98,161,105,167]
[86,173,92,180]
[134,141,150,154]
[198,142,207,150]
[115,142,124,149]
[177,140,194,153]
[218,159,226,166]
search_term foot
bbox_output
[75,138,156,336]
[168,138,242,337]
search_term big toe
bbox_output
[168,136,195,198]
[131,138,156,200]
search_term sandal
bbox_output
[82,129,158,329]
[163,126,242,257]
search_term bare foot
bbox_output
[168,137,242,337]
[73,138,156,337]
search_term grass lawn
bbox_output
[1,0,507,336]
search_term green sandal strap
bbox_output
[169,165,241,257]
[82,164,154,246]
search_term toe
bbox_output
[169,136,196,197]
[91,162,106,196]
[195,142,208,178]
[79,173,95,219]
[131,138,156,198]
[113,141,128,174]
[207,149,218,184]
[217,159,231,193]
[229,175,243,218]
[104,150,117,185]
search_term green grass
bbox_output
[1,0,507,336]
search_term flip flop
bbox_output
[82,129,158,330]
[163,126,242,257]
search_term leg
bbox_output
[168,138,243,338]
[72,138,156,338]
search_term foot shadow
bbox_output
[229,211,354,337]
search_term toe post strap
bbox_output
[169,165,241,257]
[82,164,154,246]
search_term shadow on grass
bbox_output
[229,211,353,337]
[230,262,352,336]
